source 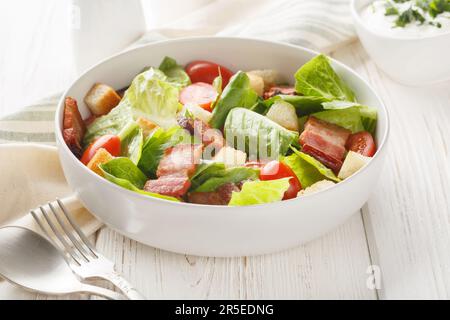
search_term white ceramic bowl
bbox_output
[55,37,389,257]
[351,0,450,86]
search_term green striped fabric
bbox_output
[0,94,60,145]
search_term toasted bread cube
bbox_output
[298,180,335,196]
[136,117,158,137]
[266,100,299,132]
[213,146,247,167]
[87,148,114,176]
[84,83,121,116]
[246,73,264,96]
[338,151,371,180]
[247,69,278,90]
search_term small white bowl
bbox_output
[55,37,389,257]
[351,0,450,86]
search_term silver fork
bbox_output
[31,199,146,300]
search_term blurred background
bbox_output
[0,0,215,118]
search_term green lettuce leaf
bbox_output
[312,107,365,133]
[190,162,259,192]
[137,126,183,178]
[210,71,259,128]
[283,149,340,189]
[84,68,179,146]
[99,158,179,202]
[359,106,378,135]
[294,54,356,102]
[265,95,327,116]
[159,56,191,88]
[117,121,144,165]
[228,178,291,206]
[285,148,340,187]
[321,101,378,135]
[224,108,299,159]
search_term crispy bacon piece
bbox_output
[263,86,297,100]
[188,183,240,206]
[156,144,203,178]
[299,116,351,174]
[63,97,86,158]
[177,116,225,150]
[144,174,191,198]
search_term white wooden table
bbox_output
[1,1,449,300]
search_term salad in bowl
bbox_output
[62,54,378,207]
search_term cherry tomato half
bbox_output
[179,82,217,112]
[185,60,233,89]
[346,131,376,157]
[260,160,302,200]
[81,134,121,165]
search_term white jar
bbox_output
[69,0,145,75]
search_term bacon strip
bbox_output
[156,144,203,178]
[263,86,297,100]
[177,117,225,151]
[144,174,191,198]
[299,116,351,174]
[63,97,86,158]
[188,183,240,206]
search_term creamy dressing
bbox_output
[360,0,450,38]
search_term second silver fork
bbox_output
[31,198,146,300]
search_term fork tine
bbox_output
[56,198,98,258]
[38,205,87,264]
[48,202,94,260]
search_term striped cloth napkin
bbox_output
[0,0,355,143]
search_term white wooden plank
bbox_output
[334,42,450,299]
[95,212,376,300]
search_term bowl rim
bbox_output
[55,36,390,209]
[351,0,450,41]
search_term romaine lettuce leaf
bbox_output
[321,101,378,135]
[359,106,378,135]
[117,121,144,165]
[312,107,365,133]
[137,126,183,178]
[210,71,259,128]
[228,178,291,206]
[224,108,299,159]
[190,162,259,192]
[99,158,179,202]
[99,157,148,189]
[84,68,179,146]
[159,56,191,88]
[283,148,341,189]
[265,95,327,116]
[284,148,340,187]
[294,54,356,102]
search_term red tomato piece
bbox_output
[185,60,233,89]
[346,131,376,157]
[179,82,217,112]
[260,160,302,200]
[81,134,121,165]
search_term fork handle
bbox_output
[98,272,146,300]
[80,283,126,300]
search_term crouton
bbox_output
[84,83,121,116]
[247,69,278,90]
[136,117,158,137]
[246,72,264,96]
[214,146,247,167]
[87,148,114,176]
